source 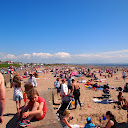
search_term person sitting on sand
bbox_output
[17,82,34,121]
[93,82,98,88]
[19,88,47,127]
[60,109,84,128]
[60,109,73,128]
[104,111,117,128]
[121,98,127,110]
[117,92,123,105]
[23,82,34,106]
[124,83,128,92]
[84,117,95,128]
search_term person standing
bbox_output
[67,74,73,93]
[72,79,81,109]
[28,74,37,87]
[60,79,68,98]
[54,78,60,97]
[122,70,126,81]
[0,73,5,124]
[10,72,13,87]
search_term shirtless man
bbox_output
[0,73,5,124]
[72,79,81,109]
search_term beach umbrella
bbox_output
[71,71,78,76]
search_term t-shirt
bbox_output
[54,80,59,88]
[61,83,68,96]
[67,78,72,87]
[123,72,126,76]
[29,97,47,115]
[28,77,37,87]
[84,123,95,128]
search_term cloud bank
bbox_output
[0,50,128,64]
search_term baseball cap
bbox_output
[86,117,91,122]
[62,79,65,81]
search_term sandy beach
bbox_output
[1,66,128,128]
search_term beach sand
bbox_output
[1,67,128,128]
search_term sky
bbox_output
[0,0,128,64]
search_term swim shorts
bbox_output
[68,86,72,90]
[13,95,23,101]
[34,114,45,120]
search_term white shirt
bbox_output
[61,83,68,96]
[28,77,37,87]
[123,72,126,76]
[13,87,23,101]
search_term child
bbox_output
[23,82,34,106]
[19,88,47,127]
[17,82,34,122]
[11,75,23,118]
[84,117,95,128]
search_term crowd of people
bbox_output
[52,66,128,128]
[0,65,128,128]
[0,66,47,127]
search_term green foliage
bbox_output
[0,63,19,68]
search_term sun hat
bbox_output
[86,117,91,122]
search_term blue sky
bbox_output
[0,0,128,63]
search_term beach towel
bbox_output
[37,71,42,73]
[93,98,116,104]
[97,88,103,90]
[78,80,86,83]
[87,86,91,89]
[92,98,101,103]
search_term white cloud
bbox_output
[7,54,16,59]
[0,50,128,63]
[100,49,128,55]
[53,52,71,58]
[32,52,52,58]
[24,54,31,58]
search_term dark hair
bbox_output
[29,74,33,76]
[13,75,21,88]
[14,81,21,88]
[72,79,75,83]
[24,82,33,94]
[57,78,59,81]
[106,111,116,123]
[13,75,20,82]
[119,92,122,95]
